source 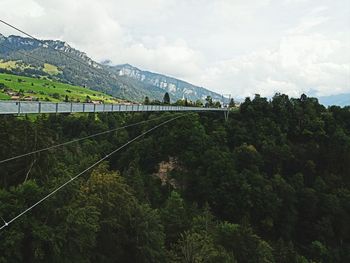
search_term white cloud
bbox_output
[196,33,349,98]
[0,0,349,98]
[115,38,205,80]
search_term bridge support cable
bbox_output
[224,109,230,121]
[0,113,183,165]
[0,113,189,231]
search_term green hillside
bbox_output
[0,72,121,103]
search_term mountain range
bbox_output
[0,34,224,102]
[0,34,348,106]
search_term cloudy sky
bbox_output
[0,0,349,98]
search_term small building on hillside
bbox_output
[23,96,35,101]
[11,96,20,100]
[7,91,18,96]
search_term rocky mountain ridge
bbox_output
[0,34,224,102]
[111,64,223,102]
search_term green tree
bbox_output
[170,231,236,263]
[205,96,213,107]
[214,101,222,108]
[83,164,166,262]
[163,92,170,104]
[161,191,189,246]
[132,204,166,262]
[144,96,150,105]
[196,100,203,107]
[216,223,275,263]
[229,98,235,108]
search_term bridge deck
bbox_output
[0,100,226,115]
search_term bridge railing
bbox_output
[0,100,226,115]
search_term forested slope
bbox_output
[0,93,349,262]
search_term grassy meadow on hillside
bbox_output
[0,72,121,103]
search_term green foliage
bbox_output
[163,92,171,104]
[205,96,213,107]
[161,191,190,245]
[0,93,349,262]
[144,96,150,105]
[170,231,236,263]
[216,223,275,263]
[229,98,235,108]
[81,165,166,262]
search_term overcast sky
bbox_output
[0,0,349,98]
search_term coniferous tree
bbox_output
[163,92,170,104]
[229,98,235,108]
[144,96,150,105]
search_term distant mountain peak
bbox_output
[3,34,93,61]
[112,64,223,102]
[114,63,139,70]
[100,59,113,66]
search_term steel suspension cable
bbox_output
[0,113,182,164]
[0,113,188,230]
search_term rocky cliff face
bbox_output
[2,34,101,68]
[113,64,223,102]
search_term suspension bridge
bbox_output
[0,100,229,119]
[0,19,231,231]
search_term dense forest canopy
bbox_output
[0,93,349,262]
